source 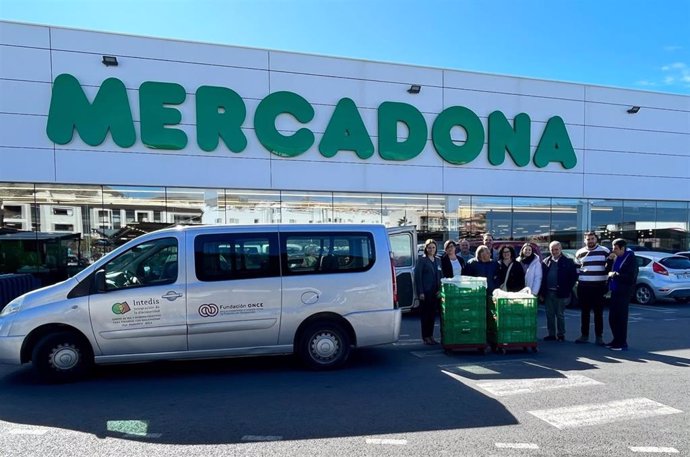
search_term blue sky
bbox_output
[2,0,689,95]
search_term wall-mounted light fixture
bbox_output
[102,55,119,67]
[626,106,641,114]
[407,84,421,94]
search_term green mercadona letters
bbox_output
[46,73,577,169]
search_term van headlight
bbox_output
[0,297,23,317]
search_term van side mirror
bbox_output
[94,269,106,293]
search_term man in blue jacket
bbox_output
[605,239,639,351]
[540,241,578,341]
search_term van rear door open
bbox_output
[387,226,417,311]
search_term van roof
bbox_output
[150,223,387,236]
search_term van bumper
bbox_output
[346,308,401,347]
[0,336,24,365]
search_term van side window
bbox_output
[103,237,178,291]
[195,233,279,282]
[283,232,375,275]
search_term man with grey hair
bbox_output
[540,241,578,341]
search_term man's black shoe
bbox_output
[543,335,557,341]
[557,335,565,342]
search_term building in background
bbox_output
[1,20,689,278]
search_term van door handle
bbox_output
[162,291,183,301]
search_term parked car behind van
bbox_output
[634,251,690,305]
[0,224,404,382]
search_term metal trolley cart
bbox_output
[440,277,489,354]
[489,290,539,354]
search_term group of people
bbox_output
[414,231,639,351]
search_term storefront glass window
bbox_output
[425,195,451,241]
[445,195,472,241]
[225,190,281,224]
[165,188,222,225]
[551,198,585,248]
[470,196,512,240]
[280,191,332,224]
[589,199,623,244]
[101,186,166,250]
[656,201,689,250]
[332,192,382,224]
[512,197,551,244]
[23,184,103,280]
[382,194,427,236]
[0,183,39,274]
[622,200,656,248]
[0,183,36,232]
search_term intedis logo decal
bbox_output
[112,302,131,314]
[198,303,219,318]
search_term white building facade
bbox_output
[1,20,689,263]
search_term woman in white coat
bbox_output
[518,243,542,296]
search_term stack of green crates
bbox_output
[490,295,538,345]
[440,277,487,346]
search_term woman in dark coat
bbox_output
[495,245,526,292]
[415,239,442,345]
[441,239,466,278]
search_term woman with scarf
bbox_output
[517,243,542,296]
[605,238,638,351]
[415,239,442,345]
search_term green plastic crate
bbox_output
[494,328,536,344]
[442,319,486,345]
[497,314,538,329]
[494,297,538,315]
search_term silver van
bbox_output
[0,224,408,382]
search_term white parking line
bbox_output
[8,429,48,435]
[366,438,407,445]
[477,374,602,397]
[241,435,283,441]
[123,433,162,439]
[630,447,679,453]
[495,442,539,449]
[529,398,682,429]
[410,349,445,358]
[631,306,676,313]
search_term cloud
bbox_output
[663,45,683,52]
[660,61,690,88]
[661,62,687,71]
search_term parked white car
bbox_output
[634,251,690,305]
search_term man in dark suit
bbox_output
[605,238,639,351]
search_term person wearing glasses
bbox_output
[495,245,526,292]
[441,239,465,278]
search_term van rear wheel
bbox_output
[298,321,351,370]
[32,331,93,383]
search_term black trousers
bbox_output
[609,289,631,347]
[577,283,608,337]
[419,295,440,339]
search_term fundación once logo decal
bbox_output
[112,302,131,315]
[198,303,219,318]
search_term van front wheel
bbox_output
[32,331,93,383]
[298,321,351,370]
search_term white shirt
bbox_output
[450,258,462,277]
